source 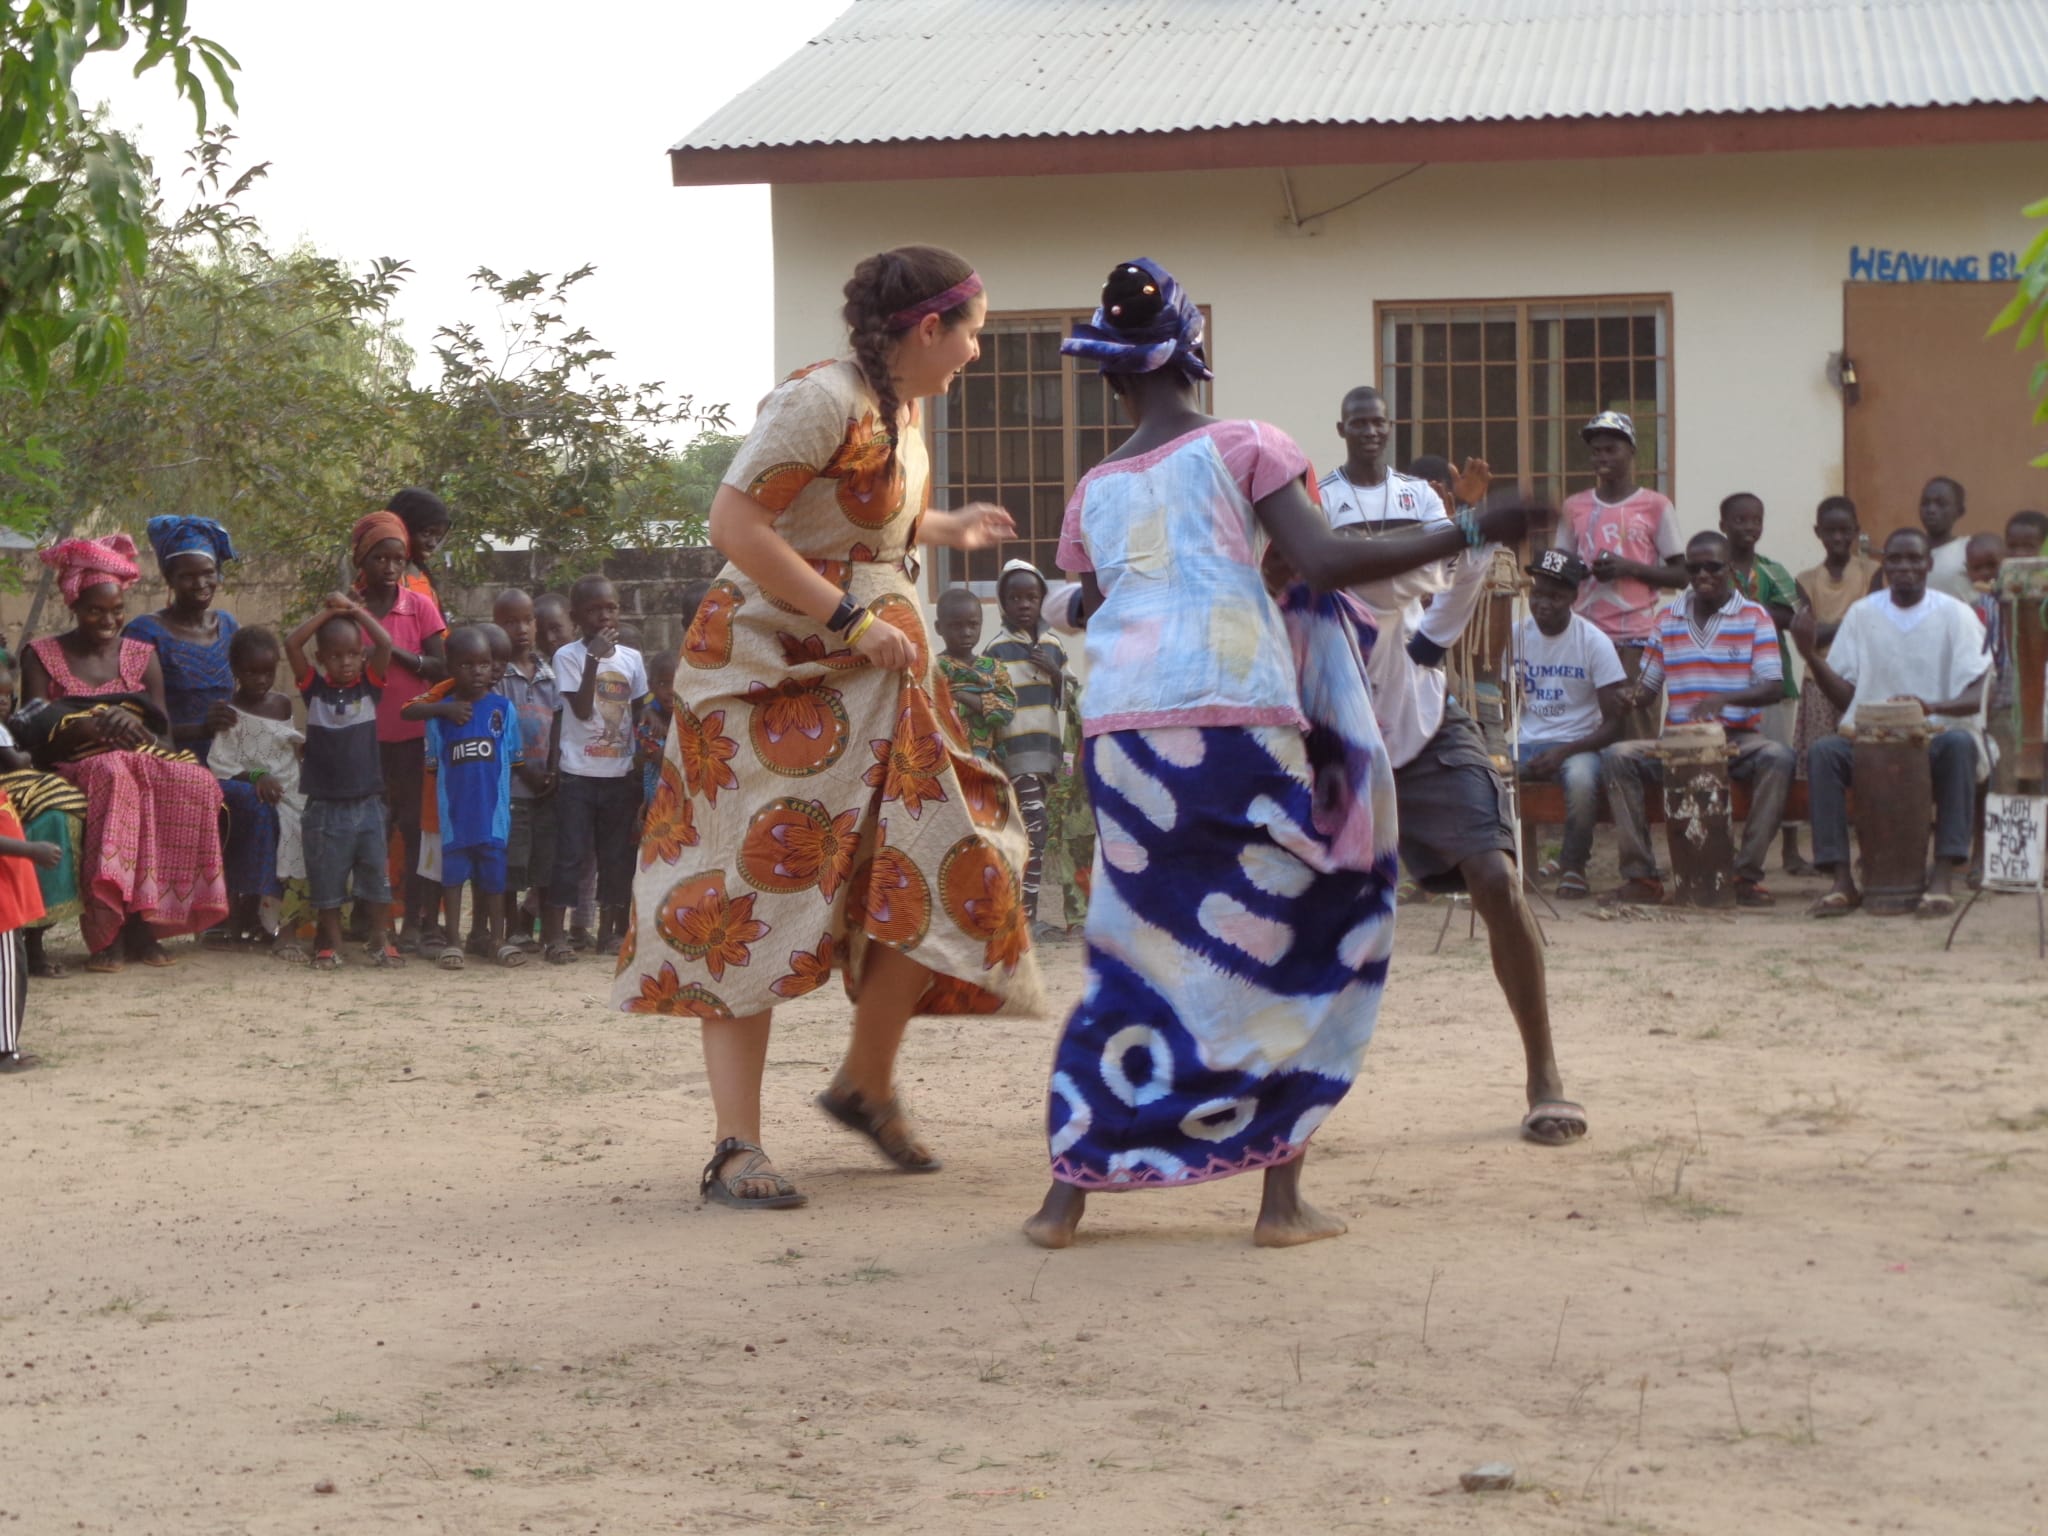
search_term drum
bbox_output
[1996,558,2048,789]
[1847,699,1933,915]
[1654,721,1737,908]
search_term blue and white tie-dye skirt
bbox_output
[1045,590,1399,1190]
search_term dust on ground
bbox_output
[5,874,2046,1535]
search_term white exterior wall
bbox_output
[770,141,2040,573]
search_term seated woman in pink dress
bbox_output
[16,534,227,971]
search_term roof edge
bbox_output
[671,102,2048,187]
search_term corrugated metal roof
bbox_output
[677,0,2048,150]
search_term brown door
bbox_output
[1843,282,2048,537]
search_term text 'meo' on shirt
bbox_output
[1636,591,1782,733]
[553,639,649,779]
[426,690,522,851]
[1562,487,1684,644]
[1512,614,1626,747]
[297,665,386,801]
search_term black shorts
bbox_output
[1393,700,1516,894]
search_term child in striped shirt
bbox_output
[983,560,1067,933]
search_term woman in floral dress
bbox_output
[614,246,1043,1210]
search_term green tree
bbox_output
[1990,194,2048,467]
[402,264,730,587]
[1,0,239,395]
[0,133,410,634]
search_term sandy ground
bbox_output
[5,869,2047,1536]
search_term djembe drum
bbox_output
[1654,721,1737,908]
[1847,698,1933,915]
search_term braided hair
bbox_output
[842,245,977,463]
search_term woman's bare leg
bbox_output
[818,943,940,1167]
[702,1010,788,1199]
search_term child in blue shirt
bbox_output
[407,625,523,969]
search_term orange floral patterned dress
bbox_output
[612,359,1044,1021]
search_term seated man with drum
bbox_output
[1600,531,1797,907]
[1789,526,1990,919]
[1513,547,1630,899]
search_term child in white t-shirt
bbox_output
[1512,548,1628,898]
[541,575,648,963]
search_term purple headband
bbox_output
[886,272,983,331]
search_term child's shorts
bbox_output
[442,843,508,896]
[304,794,392,911]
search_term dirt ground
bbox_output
[5,868,2047,1536]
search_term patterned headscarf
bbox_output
[40,533,141,606]
[351,510,408,569]
[1060,258,1214,382]
[145,515,237,571]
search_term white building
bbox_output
[672,0,2048,587]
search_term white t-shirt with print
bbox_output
[553,639,648,778]
[1512,613,1626,747]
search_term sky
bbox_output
[78,0,849,439]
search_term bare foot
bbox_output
[1023,1182,1086,1249]
[1253,1153,1348,1248]
[1253,1201,1349,1248]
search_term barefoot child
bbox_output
[1025,259,1533,1249]
[0,653,85,979]
[206,626,307,957]
[542,576,646,962]
[287,594,401,970]
[0,791,57,1070]
[934,587,1015,766]
[408,627,524,969]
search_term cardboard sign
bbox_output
[1983,795,2048,891]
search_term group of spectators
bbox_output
[1507,414,2037,915]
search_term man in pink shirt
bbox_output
[1562,412,1685,738]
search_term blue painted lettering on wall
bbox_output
[1848,246,2021,283]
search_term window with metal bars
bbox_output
[928,310,1212,589]
[1376,298,1672,508]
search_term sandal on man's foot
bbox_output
[1735,878,1775,909]
[1916,890,1958,918]
[496,944,529,969]
[1522,1100,1589,1146]
[816,1083,943,1173]
[1556,871,1591,900]
[436,947,465,971]
[544,943,580,965]
[1807,890,1858,919]
[1536,858,1563,882]
[701,1137,808,1210]
[310,949,342,972]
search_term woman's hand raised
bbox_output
[921,503,1017,551]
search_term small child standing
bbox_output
[983,560,1068,933]
[934,587,1016,765]
[637,648,679,818]
[287,593,401,971]
[410,627,523,969]
[206,625,307,957]
[543,575,648,963]
[0,788,57,1071]
[493,590,559,949]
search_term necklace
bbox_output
[1339,465,1394,525]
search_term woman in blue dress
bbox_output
[124,517,280,944]
[1024,260,1542,1249]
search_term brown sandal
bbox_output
[816,1083,943,1173]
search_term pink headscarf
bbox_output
[40,533,142,606]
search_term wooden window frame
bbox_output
[1371,294,1675,508]
[925,306,1214,597]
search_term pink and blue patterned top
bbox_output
[1057,419,1316,738]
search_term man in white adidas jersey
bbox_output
[1317,384,1585,1147]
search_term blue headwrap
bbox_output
[144,515,237,571]
[1059,258,1214,382]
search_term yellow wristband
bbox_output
[845,609,877,646]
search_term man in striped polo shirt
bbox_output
[1600,530,1797,907]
